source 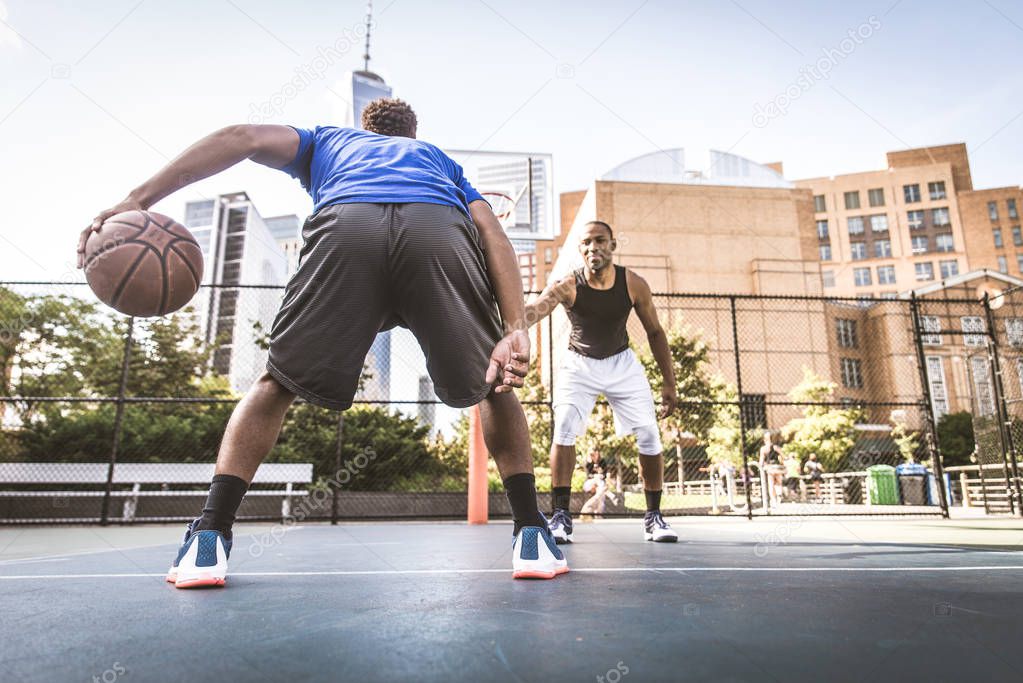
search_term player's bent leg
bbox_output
[170,372,296,588]
[480,391,568,579]
[549,405,586,544]
[635,425,678,543]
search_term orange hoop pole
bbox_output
[467,405,489,524]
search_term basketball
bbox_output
[83,210,203,317]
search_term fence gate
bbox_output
[966,349,1014,514]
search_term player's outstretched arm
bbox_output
[524,276,575,329]
[469,199,530,392]
[628,269,678,418]
[79,125,299,268]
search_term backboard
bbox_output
[445,149,555,238]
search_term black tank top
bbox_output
[566,265,632,359]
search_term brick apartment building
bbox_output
[526,144,1021,430]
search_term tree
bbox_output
[639,328,728,443]
[780,368,859,471]
[890,411,921,464]
[637,328,746,469]
[936,411,975,468]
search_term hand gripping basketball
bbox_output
[80,210,204,317]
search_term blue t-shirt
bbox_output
[280,126,484,215]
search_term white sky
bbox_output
[2,0,1022,280]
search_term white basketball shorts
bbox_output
[552,348,661,454]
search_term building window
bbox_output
[874,239,892,258]
[926,356,949,419]
[931,207,950,227]
[844,191,861,210]
[868,188,885,207]
[998,255,1009,273]
[841,358,863,389]
[962,316,986,347]
[1018,254,1023,273]
[1006,319,1023,348]
[939,260,959,278]
[740,394,768,429]
[1013,226,1022,246]
[544,247,553,264]
[850,242,867,260]
[880,291,898,299]
[814,194,826,212]
[994,228,1003,248]
[921,316,942,345]
[935,233,954,253]
[847,216,865,234]
[908,210,925,229]
[1009,199,1019,220]
[911,235,929,254]
[822,270,835,288]
[854,267,872,287]
[816,220,829,239]
[928,181,946,200]
[836,319,858,348]
[970,356,996,417]
[989,201,1000,221]
[877,265,896,284]
[904,184,921,203]
[184,199,215,228]
[915,262,935,281]
[1017,359,1023,396]
[870,214,889,232]
[819,244,832,261]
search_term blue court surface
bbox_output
[2,516,1021,682]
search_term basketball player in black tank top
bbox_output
[526,221,679,542]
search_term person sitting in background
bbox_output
[804,453,824,502]
[581,449,609,515]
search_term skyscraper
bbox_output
[183,193,287,394]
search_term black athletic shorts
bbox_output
[266,202,504,410]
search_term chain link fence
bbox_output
[10,279,1023,524]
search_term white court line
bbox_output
[3,565,1023,580]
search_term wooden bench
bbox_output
[0,462,314,522]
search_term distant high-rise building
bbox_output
[265,214,302,278]
[417,375,435,431]
[183,192,288,394]
[343,70,392,129]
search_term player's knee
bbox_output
[553,405,583,446]
[634,424,662,456]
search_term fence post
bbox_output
[332,411,343,525]
[100,315,134,526]
[981,292,1022,516]
[908,294,949,518]
[729,296,753,520]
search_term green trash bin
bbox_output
[866,465,900,505]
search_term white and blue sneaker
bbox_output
[643,511,678,543]
[512,524,569,579]
[166,519,231,588]
[548,508,574,544]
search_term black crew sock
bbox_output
[195,474,248,538]
[504,473,546,534]
[551,486,572,513]
[644,489,662,513]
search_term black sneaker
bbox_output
[643,511,678,542]
[548,508,574,544]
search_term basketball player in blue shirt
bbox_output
[80,99,567,586]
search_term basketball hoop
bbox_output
[977,283,1005,310]
[481,191,515,223]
